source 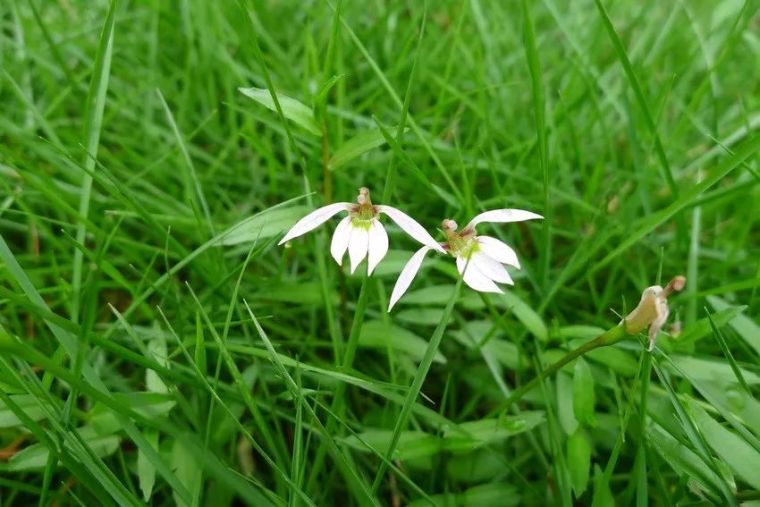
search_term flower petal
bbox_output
[348,226,369,274]
[472,252,513,285]
[279,202,352,245]
[457,255,503,293]
[466,209,543,230]
[389,246,432,311]
[477,236,521,268]
[330,216,352,265]
[376,205,445,253]
[648,297,670,351]
[367,219,389,275]
[623,286,663,335]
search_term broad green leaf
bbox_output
[557,371,578,435]
[573,357,596,427]
[669,355,760,385]
[254,282,338,305]
[395,308,449,326]
[708,296,760,356]
[328,127,407,171]
[171,439,203,507]
[112,392,176,419]
[567,430,591,497]
[238,87,320,135]
[591,464,615,507]
[541,343,638,378]
[7,427,120,471]
[343,413,544,460]
[690,401,760,490]
[372,250,433,278]
[342,430,440,461]
[481,338,525,371]
[404,288,543,333]
[499,291,548,341]
[450,320,525,370]
[580,343,638,377]
[401,285,455,306]
[442,412,545,451]
[692,381,760,439]
[0,394,49,428]
[648,421,729,497]
[215,205,310,246]
[407,483,521,507]
[138,430,159,502]
[146,332,168,394]
[359,321,446,364]
[446,448,507,482]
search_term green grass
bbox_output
[1,0,759,505]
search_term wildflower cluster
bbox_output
[279,187,542,310]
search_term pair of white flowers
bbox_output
[278,188,542,310]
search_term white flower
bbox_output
[388,208,543,310]
[623,275,685,350]
[279,188,445,274]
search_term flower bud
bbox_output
[357,187,370,205]
[623,276,685,350]
[442,219,458,231]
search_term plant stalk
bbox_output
[502,323,628,410]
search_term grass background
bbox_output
[1,0,759,505]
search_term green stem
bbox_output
[340,279,370,373]
[502,323,628,411]
[305,277,370,493]
[371,279,463,493]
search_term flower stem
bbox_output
[502,323,628,410]
[371,279,463,493]
[340,278,370,373]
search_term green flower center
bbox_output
[446,230,479,258]
[350,216,373,230]
[350,203,377,230]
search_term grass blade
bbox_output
[71,0,118,322]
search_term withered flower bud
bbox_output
[623,275,686,351]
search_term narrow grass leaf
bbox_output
[707,296,760,357]
[0,235,190,503]
[591,134,760,273]
[71,0,117,320]
[689,401,760,490]
[499,291,548,341]
[214,205,309,246]
[647,422,727,500]
[359,321,446,364]
[652,359,737,505]
[706,309,750,394]
[371,278,463,492]
[593,0,676,194]
[675,306,746,347]
[239,87,321,135]
[244,301,381,507]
